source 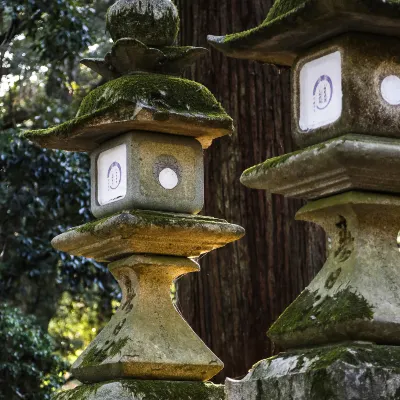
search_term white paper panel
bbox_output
[299,51,342,131]
[97,144,127,206]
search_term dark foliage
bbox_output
[0,304,67,400]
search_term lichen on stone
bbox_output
[22,73,232,146]
[268,287,374,339]
[264,0,308,23]
[53,380,224,400]
[241,138,338,179]
[77,74,225,118]
[74,209,235,235]
[219,0,309,45]
[79,336,130,368]
[260,342,400,373]
[120,380,224,399]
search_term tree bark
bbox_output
[176,0,326,383]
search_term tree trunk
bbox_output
[175,0,326,383]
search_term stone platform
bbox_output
[226,342,400,400]
[52,210,245,261]
[240,134,400,200]
[54,380,224,400]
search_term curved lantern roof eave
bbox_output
[22,74,234,152]
[207,0,400,66]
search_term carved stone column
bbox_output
[23,0,244,398]
[209,1,400,398]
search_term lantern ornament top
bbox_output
[106,0,179,45]
[22,0,233,152]
[208,0,400,66]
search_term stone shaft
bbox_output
[268,191,400,348]
[72,254,223,383]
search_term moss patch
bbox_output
[263,342,400,372]
[54,380,224,400]
[242,137,341,178]
[220,0,310,45]
[120,380,224,399]
[248,343,400,400]
[79,336,130,368]
[264,0,308,23]
[268,287,374,339]
[54,382,103,400]
[22,74,231,144]
[77,74,225,117]
[74,209,236,235]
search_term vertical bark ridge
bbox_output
[175,0,326,382]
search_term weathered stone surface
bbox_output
[240,134,400,199]
[90,131,204,218]
[292,33,400,148]
[22,74,233,152]
[51,210,245,261]
[226,342,400,400]
[72,255,223,383]
[106,0,179,45]
[81,40,208,79]
[54,379,224,400]
[207,0,400,66]
[268,191,400,348]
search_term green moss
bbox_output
[257,343,400,378]
[242,137,339,178]
[22,74,231,142]
[264,0,308,23]
[210,0,400,67]
[54,383,103,400]
[77,74,225,117]
[74,209,237,235]
[120,380,224,400]
[54,380,224,400]
[248,343,400,399]
[268,287,374,338]
[294,343,400,371]
[79,336,130,368]
[21,102,124,139]
[221,0,309,44]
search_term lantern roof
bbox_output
[207,0,400,66]
[22,0,233,151]
[23,74,232,151]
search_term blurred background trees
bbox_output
[0,1,118,397]
[0,0,325,398]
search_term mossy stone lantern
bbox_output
[209,1,400,399]
[23,1,245,399]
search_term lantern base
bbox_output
[226,342,400,400]
[53,379,224,400]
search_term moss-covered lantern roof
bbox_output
[23,74,233,151]
[207,0,400,66]
[22,0,233,151]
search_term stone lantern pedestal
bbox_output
[209,1,400,399]
[23,0,245,398]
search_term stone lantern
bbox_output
[23,1,245,399]
[209,1,400,399]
